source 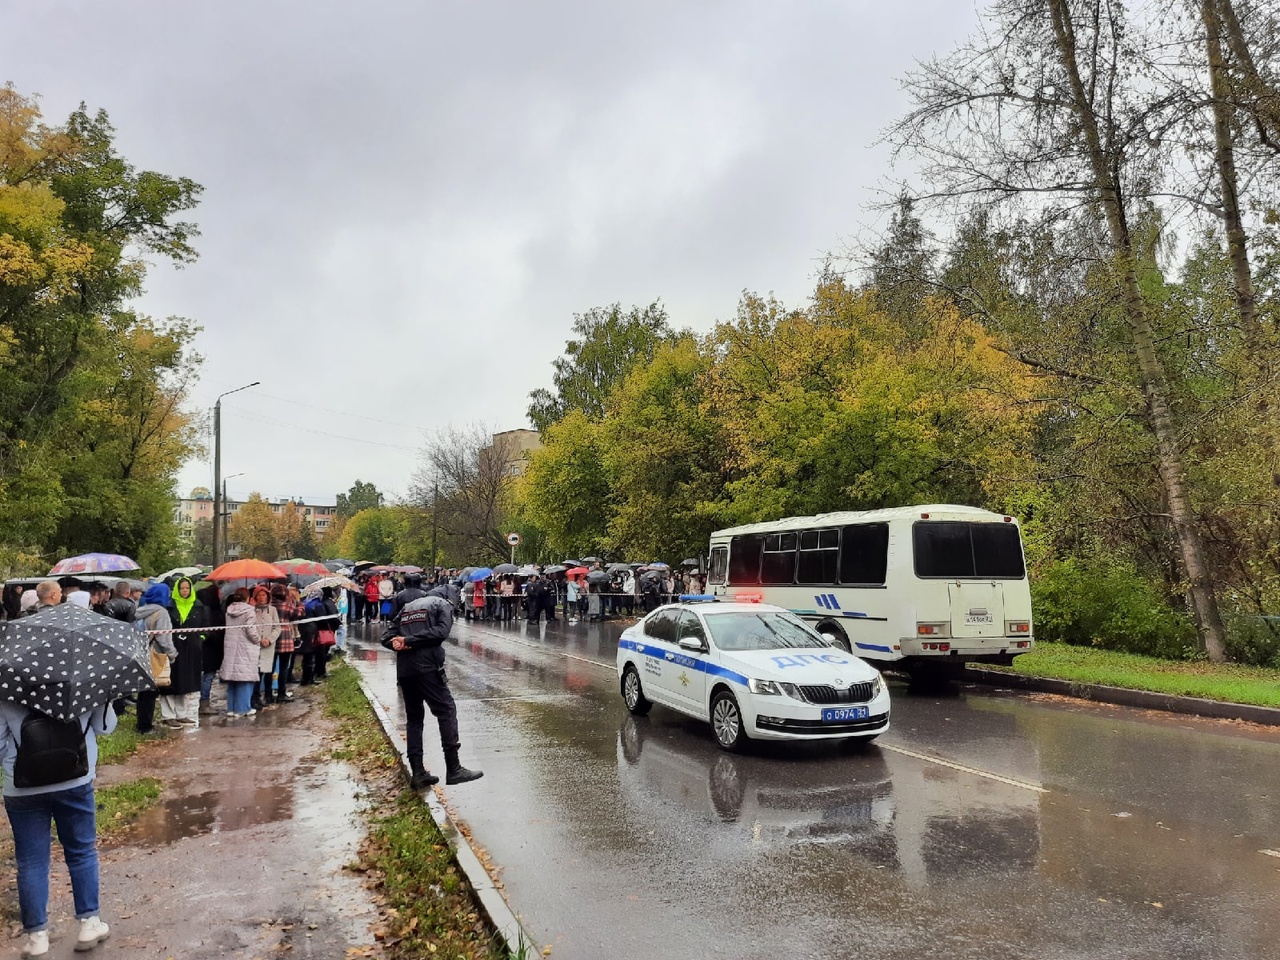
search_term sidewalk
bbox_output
[4,688,388,959]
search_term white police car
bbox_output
[617,598,890,751]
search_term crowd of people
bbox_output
[0,576,343,727]
[347,564,706,627]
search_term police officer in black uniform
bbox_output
[382,573,483,789]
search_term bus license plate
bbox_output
[964,614,993,624]
[822,706,869,722]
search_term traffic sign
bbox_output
[507,532,521,546]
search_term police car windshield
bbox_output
[703,612,825,651]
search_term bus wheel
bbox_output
[818,621,851,653]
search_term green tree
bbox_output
[526,302,673,432]
[0,83,202,573]
[227,493,279,561]
[336,507,405,564]
[336,480,384,519]
[190,518,214,566]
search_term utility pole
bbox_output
[212,381,259,567]
[430,479,438,574]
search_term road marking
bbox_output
[1260,849,1280,859]
[880,743,1049,794]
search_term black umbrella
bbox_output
[586,570,612,585]
[606,562,631,573]
[0,604,154,721]
[581,556,601,564]
[682,557,702,567]
[560,560,582,568]
[543,564,567,575]
[493,563,519,575]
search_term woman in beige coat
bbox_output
[221,590,263,717]
[251,585,281,710]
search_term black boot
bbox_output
[408,759,439,790]
[444,747,483,785]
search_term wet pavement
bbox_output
[9,691,385,959]
[349,616,1280,960]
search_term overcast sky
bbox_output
[4,1,978,506]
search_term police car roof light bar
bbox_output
[678,594,719,603]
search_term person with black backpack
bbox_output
[0,698,116,956]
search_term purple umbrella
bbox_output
[49,553,141,576]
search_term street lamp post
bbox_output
[220,472,246,560]
[212,382,259,567]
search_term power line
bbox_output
[222,405,422,452]
[231,389,425,429]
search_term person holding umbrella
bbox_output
[0,604,156,956]
[220,590,264,717]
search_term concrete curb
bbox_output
[960,666,1280,726]
[353,672,533,955]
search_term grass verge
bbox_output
[96,777,162,837]
[990,641,1280,708]
[322,663,511,960]
[96,711,148,765]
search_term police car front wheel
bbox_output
[710,690,749,752]
[622,666,652,715]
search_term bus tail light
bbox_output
[921,642,951,652]
[1007,621,1030,634]
[917,622,949,637]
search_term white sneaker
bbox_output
[244,708,257,717]
[21,930,48,957]
[75,916,110,951]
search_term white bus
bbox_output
[706,504,1033,670]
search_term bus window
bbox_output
[708,546,728,585]
[913,522,1025,579]
[972,524,1025,578]
[839,523,889,585]
[760,532,797,584]
[796,528,839,584]
[728,535,762,585]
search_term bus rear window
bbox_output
[913,522,1025,579]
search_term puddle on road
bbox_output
[127,765,364,848]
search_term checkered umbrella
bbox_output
[0,604,154,721]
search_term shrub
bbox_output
[1222,611,1280,667]
[1031,557,1197,659]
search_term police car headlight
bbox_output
[870,674,883,699]
[748,678,782,696]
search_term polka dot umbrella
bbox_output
[0,604,154,721]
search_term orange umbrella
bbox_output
[566,566,589,581]
[207,558,287,581]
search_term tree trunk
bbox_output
[1202,0,1261,340]
[1047,0,1229,662]
[1214,0,1280,151]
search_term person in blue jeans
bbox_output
[0,700,115,957]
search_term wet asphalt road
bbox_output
[347,618,1280,960]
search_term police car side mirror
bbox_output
[678,637,706,653]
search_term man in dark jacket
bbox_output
[101,581,136,623]
[382,576,482,789]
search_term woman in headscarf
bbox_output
[196,584,225,715]
[134,584,178,734]
[220,589,264,718]
[250,585,281,711]
[160,577,210,729]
